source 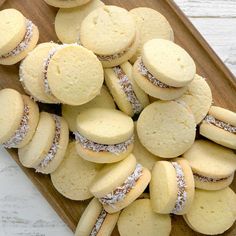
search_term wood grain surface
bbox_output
[0,0,236,235]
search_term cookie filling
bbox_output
[138,59,174,89]
[171,162,187,214]
[96,36,135,62]
[113,66,143,114]
[204,115,236,134]
[3,105,30,148]
[74,131,134,154]
[90,209,107,236]
[36,115,61,172]
[99,164,143,206]
[0,20,34,59]
[194,172,232,183]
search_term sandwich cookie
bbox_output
[0,89,39,149]
[89,154,151,213]
[150,159,195,215]
[74,108,134,163]
[43,44,104,105]
[55,0,104,43]
[184,188,236,235]
[104,61,149,117]
[80,5,139,68]
[129,7,174,63]
[51,142,102,200]
[200,106,236,149]
[0,9,39,65]
[183,140,236,190]
[117,199,171,236]
[133,39,196,100]
[62,86,115,132]
[43,0,91,8]
[75,198,120,236]
[137,101,196,158]
[20,42,60,104]
[133,122,161,171]
[18,112,69,174]
[177,74,212,124]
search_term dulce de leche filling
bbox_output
[36,115,61,172]
[74,131,134,154]
[90,209,107,236]
[3,105,30,148]
[204,115,236,134]
[137,59,174,89]
[171,162,187,214]
[99,164,143,206]
[194,172,232,183]
[0,20,34,59]
[113,66,143,114]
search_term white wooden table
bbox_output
[0,1,235,235]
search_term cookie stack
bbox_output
[0,2,236,236]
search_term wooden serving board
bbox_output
[0,0,236,235]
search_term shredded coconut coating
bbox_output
[113,66,143,114]
[138,59,173,89]
[99,164,143,206]
[0,20,34,59]
[194,173,231,183]
[204,115,236,133]
[3,105,30,148]
[74,131,134,154]
[90,209,107,236]
[171,162,187,214]
[36,115,61,172]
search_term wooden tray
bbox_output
[0,0,236,235]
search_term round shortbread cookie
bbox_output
[0,89,24,144]
[177,74,212,124]
[104,61,149,117]
[18,112,56,168]
[0,9,26,56]
[46,44,104,105]
[36,116,69,174]
[43,0,91,8]
[20,42,60,103]
[0,23,39,65]
[80,5,136,56]
[200,106,236,149]
[142,39,196,87]
[133,123,161,171]
[62,86,115,132]
[150,159,195,215]
[184,188,236,235]
[130,7,174,63]
[75,198,120,236]
[76,108,134,145]
[51,142,102,200]
[137,101,196,158]
[118,199,171,236]
[133,58,187,100]
[183,140,236,190]
[55,0,104,43]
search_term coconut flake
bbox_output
[36,115,61,172]
[0,20,34,59]
[194,173,232,183]
[99,164,143,207]
[171,162,187,214]
[204,115,236,133]
[90,209,107,236]
[74,131,134,154]
[3,105,30,148]
[138,59,173,89]
[113,66,143,114]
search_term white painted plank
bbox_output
[175,0,236,17]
